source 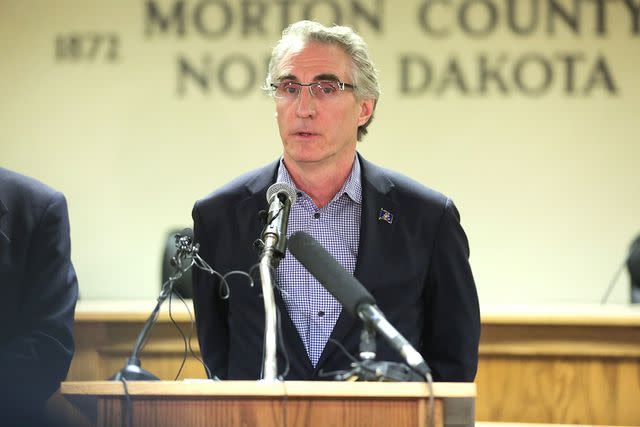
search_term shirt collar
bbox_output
[276,156,362,205]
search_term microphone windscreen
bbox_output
[288,230,375,316]
[266,182,298,204]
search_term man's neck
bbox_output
[283,154,356,208]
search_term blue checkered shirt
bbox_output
[276,157,362,366]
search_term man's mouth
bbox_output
[295,131,318,137]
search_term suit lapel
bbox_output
[0,198,9,244]
[353,156,397,290]
[316,154,397,368]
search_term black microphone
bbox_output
[261,183,297,264]
[111,229,198,381]
[288,230,431,379]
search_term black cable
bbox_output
[173,287,214,380]
[223,270,255,289]
[317,336,434,427]
[267,206,284,226]
[317,339,376,380]
[186,253,257,379]
[203,267,231,300]
[120,377,133,427]
[125,264,188,381]
[189,251,232,300]
[276,306,290,380]
[168,289,188,381]
[327,337,359,363]
[188,235,287,381]
[425,371,434,427]
[248,262,271,288]
[169,260,226,381]
[281,380,289,427]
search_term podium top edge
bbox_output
[61,380,476,398]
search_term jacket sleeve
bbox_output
[0,192,78,407]
[422,198,480,382]
[191,202,229,380]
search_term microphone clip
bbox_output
[171,231,200,270]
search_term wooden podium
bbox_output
[60,381,475,427]
[68,301,640,424]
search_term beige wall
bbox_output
[1,0,638,303]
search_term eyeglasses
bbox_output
[270,81,356,101]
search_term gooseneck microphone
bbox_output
[111,230,201,381]
[287,230,432,379]
[261,183,298,263]
[257,182,297,381]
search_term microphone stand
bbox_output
[110,233,196,381]
[257,188,295,381]
[258,246,279,381]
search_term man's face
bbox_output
[274,42,374,169]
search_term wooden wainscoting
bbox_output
[477,305,640,425]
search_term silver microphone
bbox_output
[261,182,297,264]
[258,182,297,381]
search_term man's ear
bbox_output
[357,99,375,126]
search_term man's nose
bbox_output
[296,87,316,118]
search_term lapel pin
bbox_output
[378,208,394,224]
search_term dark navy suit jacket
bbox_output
[192,155,480,382]
[0,168,78,423]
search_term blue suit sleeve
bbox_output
[422,198,480,381]
[191,202,229,379]
[0,192,78,406]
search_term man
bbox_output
[192,20,480,382]
[0,167,79,425]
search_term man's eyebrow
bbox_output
[277,74,297,82]
[313,73,341,82]
[276,73,341,82]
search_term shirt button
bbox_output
[297,192,302,197]
[317,310,325,317]
[313,212,320,219]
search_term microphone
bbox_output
[287,230,431,379]
[111,229,199,381]
[261,183,297,264]
[257,183,297,381]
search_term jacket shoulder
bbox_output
[361,159,450,209]
[194,161,277,211]
[0,167,65,213]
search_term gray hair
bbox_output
[265,20,380,141]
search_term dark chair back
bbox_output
[628,235,640,303]
[162,228,193,299]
